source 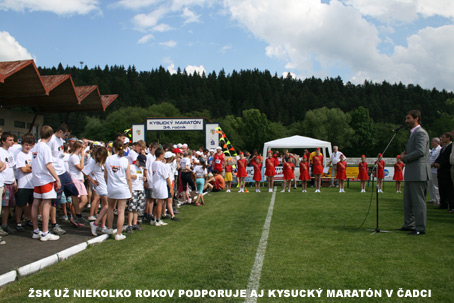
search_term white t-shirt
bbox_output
[31,142,55,187]
[146,153,156,186]
[68,154,83,181]
[83,159,107,196]
[152,160,168,199]
[180,157,190,170]
[105,154,130,199]
[165,160,177,182]
[9,144,22,155]
[63,153,70,172]
[0,147,15,184]
[194,165,207,178]
[127,149,138,165]
[15,150,33,189]
[48,135,66,175]
[130,164,144,191]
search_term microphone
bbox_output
[392,125,404,132]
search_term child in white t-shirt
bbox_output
[151,148,172,227]
[164,152,179,221]
[31,126,61,242]
[68,141,88,212]
[126,162,145,233]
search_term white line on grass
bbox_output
[245,186,276,303]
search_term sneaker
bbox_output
[70,217,79,227]
[26,220,33,227]
[16,223,25,232]
[102,228,114,235]
[121,225,128,232]
[60,216,69,221]
[0,237,5,245]
[288,189,291,192]
[51,224,66,235]
[132,225,143,231]
[1,226,14,234]
[257,190,261,192]
[90,222,98,236]
[269,188,273,192]
[88,216,97,221]
[171,216,180,221]
[40,232,60,241]
[155,220,168,226]
[150,220,156,226]
[32,231,42,239]
[87,204,91,209]
[202,192,208,195]
[126,226,133,234]
[75,216,88,225]
[115,234,126,241]
[280,189,285,192]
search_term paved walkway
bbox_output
[0,209,97,275]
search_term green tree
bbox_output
[347,106,375,156]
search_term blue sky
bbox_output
[1,0,453,91]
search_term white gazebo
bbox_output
[262,135,333,167]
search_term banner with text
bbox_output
[146,118,204,131]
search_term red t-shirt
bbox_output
[213,153,224,172]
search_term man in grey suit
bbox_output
[399,110,431,235]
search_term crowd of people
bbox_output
[0,113,451,243]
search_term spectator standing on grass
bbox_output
[299,156,310,193]
[212,146,225,175]
[0,132,17,234]
[104,139,132,241]
[151,148,171,227]
[194,157,207,206]
[237,152,248,193]
[375,153,385,193]
[224,158,233,193]
[68,141,89,229]
[252,157,262,193]
[31,126,61,241]
[434,132,453,211]
[328,146,343,187]
[428,137,441,205]
[393,155,405,193]
[164,152,179,221]
[312,148,323,193]
[358,155,369,193]
[336,154,347,193]
[399,110,430,236]
[126,159,145,233]
[265,150,277,193]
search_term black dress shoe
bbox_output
[408,230,425,236]
[395,227,415,231]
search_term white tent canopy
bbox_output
[262,135,333,167]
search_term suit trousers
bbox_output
[428,172,440,203]
[403,181,427,232]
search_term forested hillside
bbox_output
[38,64,454,157]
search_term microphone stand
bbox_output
[368,127,401,235]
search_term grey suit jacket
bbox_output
[403,126,431,181]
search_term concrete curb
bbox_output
[17,254,59,277]
[1,233,109,288]
[57,242,88,261]
[0,270,17,288]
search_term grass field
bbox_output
[1,182,453,302]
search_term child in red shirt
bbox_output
[375,153,385,193]
[336,154,347,193]
[358,155,369,192]
[299,156,310,192]
[281,157,295,193]
[224,159,233,193]
[236,153,248,193]
[251,157,262,192]
[265,150,276,192]
[393,155,404,193]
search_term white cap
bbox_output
[177,143,183,148]
[209,148,215,153]
[124,137,130,144]
[164,151,175,159]
[173,144,177,148]
[216,146,222,150]
[182,143,188,148]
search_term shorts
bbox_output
[15,188,34,207]
[60,192,72,204]
[53,172,79,206]
[2,184,16,207]
[73,179,88,197]
[34,182,57,200]
[181,171,196,191]
[145,188,153,199]
[128,190,146,212]
[196,178,205,193]
[152,185,168,200]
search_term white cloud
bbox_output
[182,7,201,24]
[224,0,454,90]
[219,44,232,54]
[152,23,173,32]
[343,0,454,23]
[132,6,169,30]
[282,72,296,79]
[159,40,177,47]
[137,34,154,44]
[0,0,100,15]
[0,31,33,61]
[115,0,162,10]
[167,63,177,74]
[185,64,205,75]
